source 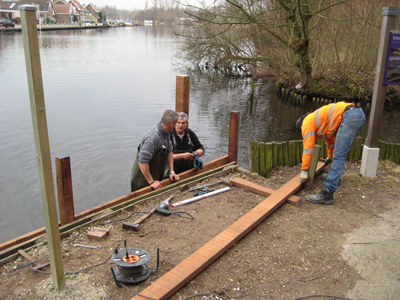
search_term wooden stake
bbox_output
[20,5,65,290]
[56,155,75,225]
[228,111,240,163]
[306,144,321,188]
[175,75,190,115]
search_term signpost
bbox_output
[361,7,399,178]
[384,31,400,85]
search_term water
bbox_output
[0,26,399,244]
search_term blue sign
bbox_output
[384,31,400,85]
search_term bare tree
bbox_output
[177,0,353,94]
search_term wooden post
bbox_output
[265,142,273,176]
[248,141,259,173]
[258,142,266,177]
[228,111,240,163]
[361,7,399,177]
[306,144,321,187]
[20,5,65,290]
[56,156,75,226]
[175,75,190,115]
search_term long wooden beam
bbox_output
[0,155,230,253]
[74,155,229,219]
[230,177,302,205]
[131,164,324,300]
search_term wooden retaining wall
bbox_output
[277,87,369,112]
[249,137,400,177]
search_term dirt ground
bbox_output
[1,160,400,300]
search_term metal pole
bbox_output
[361,7,399,178]
[19,5,65,290]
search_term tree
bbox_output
[177,0,350,94]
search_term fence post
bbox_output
[228,111,240,163]
[258,142,266,177]
[176,75,190,115]
[20,5,65,290]
[56,155,75,226]
[248,141,259,173]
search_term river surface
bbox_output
[0,26,399,243]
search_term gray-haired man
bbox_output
[130,110,180,192]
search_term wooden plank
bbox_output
[228,111,240,163]
[74,155,230,219]
[20,7,64,289]
[131,165,323,300]
[18,249,49,271]
[230,177,301,205]
[0,156,230,253]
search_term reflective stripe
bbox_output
[328,104,335,131]
[327,144,334,148]
[303,149,314,154]
[304,131,315,139]
[315,105,336,140]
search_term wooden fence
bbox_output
[248,137,400,177]
[277,88,370,113]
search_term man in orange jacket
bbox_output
[296,102,366,205]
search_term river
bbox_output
[0,26,399,244]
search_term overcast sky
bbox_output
[90,0,149,10]
[90,0,213,11]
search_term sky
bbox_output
[90,0,211,11]
[90,0,150,10]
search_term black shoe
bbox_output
[306,190,334,205]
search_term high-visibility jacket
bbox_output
[301,102,354,170]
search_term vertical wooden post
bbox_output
[306,144,321,188]
[20,5,65,290]
[228,111,240,163]
[248,141,259,173]
[176,75,190,115]
[362,7,399,177]
[56,156,75,226]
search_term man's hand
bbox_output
[181,152,195,160]
[324,157,333,165]
[194,149,204,157]
[169,172,180,182]
[300,170,309,184]
[150,180,162,190]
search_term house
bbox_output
[84,3,100,22]
[69,0,84,23]
[0,0,13,20]
[53,0,73,23]
[0,1,36,22]
[0,0,100,24]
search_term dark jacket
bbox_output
[170,128,204,174]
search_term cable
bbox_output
[293,295,353,300]
[98,211,153,225]
[121,283,159,300]
[183,293,230,300]
[171,211,194,219]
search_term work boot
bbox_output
[306,190,334,205]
